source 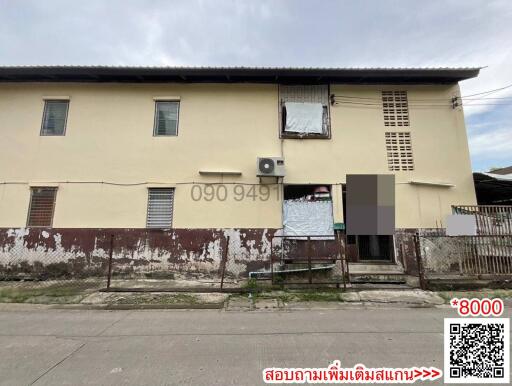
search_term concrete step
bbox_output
[348,283,413,290]
[348,262,404,275]
[348,263,406,284]
[349,273,407,284]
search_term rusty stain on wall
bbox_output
[393,229,443,276]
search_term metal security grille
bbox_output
[382,91,409,127]
[279,85,330,136]
[41,100,69,135]
[385,132,414,171]
[27,187,57,226]
[146,188,174,228]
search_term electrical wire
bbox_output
[331,99,453,109]
[331,98,512,108]
[461,83,512,98]
[461,103,512,106]
[329,82,512,106]
[463,96,512,100]
[332,99,450,106]
[331,94,453,102]
[0,181,347,186]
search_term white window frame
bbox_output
[40,100,69,136]
[153,101,180,136]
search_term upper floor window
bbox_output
[27,187,57,227]
[41,100,69,136]
[279,85,330,138]
[382,91,409,127]
[154,101,179,136]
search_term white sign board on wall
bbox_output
[446,214,477,236]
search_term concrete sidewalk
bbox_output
[70,289,446,310]
[227,289,446,311]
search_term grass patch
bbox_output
[243,278,260,290]
[113,293,200,305]
[438,289,512,303]
[143,271,175,280]
[292,291,342,302]
[0,285,87,304]
[255,289,343,303]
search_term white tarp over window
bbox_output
[284,102,324,134]
[283,199,334,237]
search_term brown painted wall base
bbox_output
[0,227,426,280]
[0,228,277,279]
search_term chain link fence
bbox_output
[260,233,348,288]
[106,234,260,292]
[1,228,349,295]
[104,232,349,291]
[415,235,512,283]
[0,235,108,300]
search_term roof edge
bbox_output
[0,65,481,84]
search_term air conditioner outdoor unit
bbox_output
[257,157,285,177]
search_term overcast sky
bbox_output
[1,0,511,171]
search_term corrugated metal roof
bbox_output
[473,172,512,205]
[489,166,512,175]
[0,65,481,84]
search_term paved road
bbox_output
[0,305,510,385]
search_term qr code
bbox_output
[444,318,510,383]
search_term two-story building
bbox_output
[0,66,479,280]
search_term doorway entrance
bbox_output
[342,184,394,262]
[356,235,394,261]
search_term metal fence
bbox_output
[0,232,256,294]
[452,205,512,235]
[415,234,512,280]
[1,230,349,294]
[265,233,348,289]
[0,236,108,295]
[4,229,511,295]
[106,232,348,291]
[105,234,251,292]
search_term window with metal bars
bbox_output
[146,188,175,228]
[41,100,69,135]
[27,187,57,227]
[385,132,414,171]
[154,101,179,136]
[279,85,330,138]
[382,91,409,127]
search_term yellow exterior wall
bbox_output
[0,82,476,229]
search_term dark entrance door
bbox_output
[357,235,393,261]
[342,184,394,262]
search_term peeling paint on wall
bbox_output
[0,228,277,279]
[1,227,428,280]
[393,229,442,275]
